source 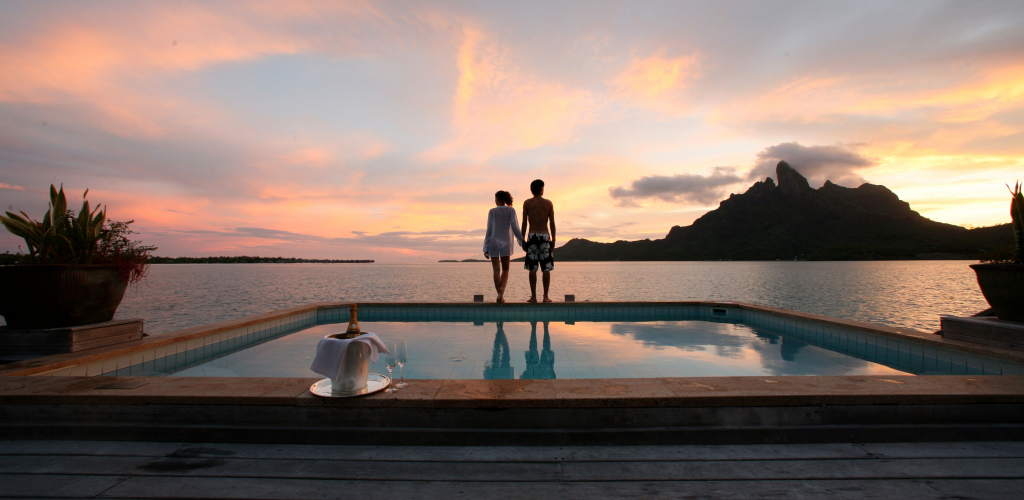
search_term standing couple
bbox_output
[483,179,556,304]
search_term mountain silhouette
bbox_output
[556,161,1011,261]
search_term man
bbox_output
[521,179,556,303]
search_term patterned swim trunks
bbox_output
[524,233,554,272]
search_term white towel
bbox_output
[310,332,389,381]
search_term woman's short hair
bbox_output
[495,190,513,206]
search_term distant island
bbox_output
[439,259,490,263]
[150,256,374,264]
[554,161,1012,262]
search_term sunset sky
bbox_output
[1,0,1022,261]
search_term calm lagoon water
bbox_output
[94,261,987,335]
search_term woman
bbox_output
[483,190,525,303]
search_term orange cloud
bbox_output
[609,51,701,106]
[716,64,1024,130]
[0,1,405,139]
[422,28,597,162]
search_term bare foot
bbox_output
[527,297,537,303]
[543,297,552,303]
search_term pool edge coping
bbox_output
[1,300,1022,378]
[2,374,1023,409]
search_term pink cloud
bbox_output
[421,28,597,162]
[608,51,702,110]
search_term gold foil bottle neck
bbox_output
[344,304,361,337]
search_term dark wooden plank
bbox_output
[0,473,129,498]
[4,440,1021,462]
[0,320,142,347]
[5,454,1023,482]
[0,455,562,482]
[73,322,142,343]
[0,440,185,457]
[99,477,954,500]
[858,441,1024,459]
[925,478,1024,499]
[160,442,873,462]
[561,457,1024,481]
[71,331,143,352]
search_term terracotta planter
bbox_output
[0,265,127,329]
[970,263,1024,323]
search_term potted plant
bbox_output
[0,185,156,329]
[970,182,1024,323]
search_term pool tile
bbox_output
[1002,361,1024,375]
[101,358,117,375]
[965,354,984,373]
[122,307,1020,381]
[982,359,1001,375]
[116,354,132,371]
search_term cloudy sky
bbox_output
[1,0,1022,261]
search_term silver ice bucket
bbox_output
[326,333,372,394]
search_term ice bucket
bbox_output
[325,333,372,394]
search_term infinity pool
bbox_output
[169,320,916,379]
[110,304,1021,379]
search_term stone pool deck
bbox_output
[2,439,1023,499]
[3,301,1023,378]
[2,374,1022,445]
[2,302,1023,446]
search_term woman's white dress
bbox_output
[483,206,525,258]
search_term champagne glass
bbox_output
[396,341,408,388]
[384,344,398,393]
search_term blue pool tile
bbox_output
[949,351,966,370]
[1002,361,1024,375]
[982,360,1000,375]
[125,307,1021,380]
[965,354,984,373]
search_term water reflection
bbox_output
[162,318,936,379]
[609,321,879,376]
[483,322,514,379]
[750,328,807,362]
[521,321,556,380]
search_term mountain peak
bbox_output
[554,160,1011,262]
[776,161,811,196]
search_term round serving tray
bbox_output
[310,373,391,398]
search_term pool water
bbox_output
[169,319,923,379]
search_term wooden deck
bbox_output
[1,440,1021,499]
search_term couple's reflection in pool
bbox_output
[483,321,556,380]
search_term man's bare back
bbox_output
[522,197,555,240]
[522,180,556,303]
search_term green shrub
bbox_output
[0,184,157,283]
